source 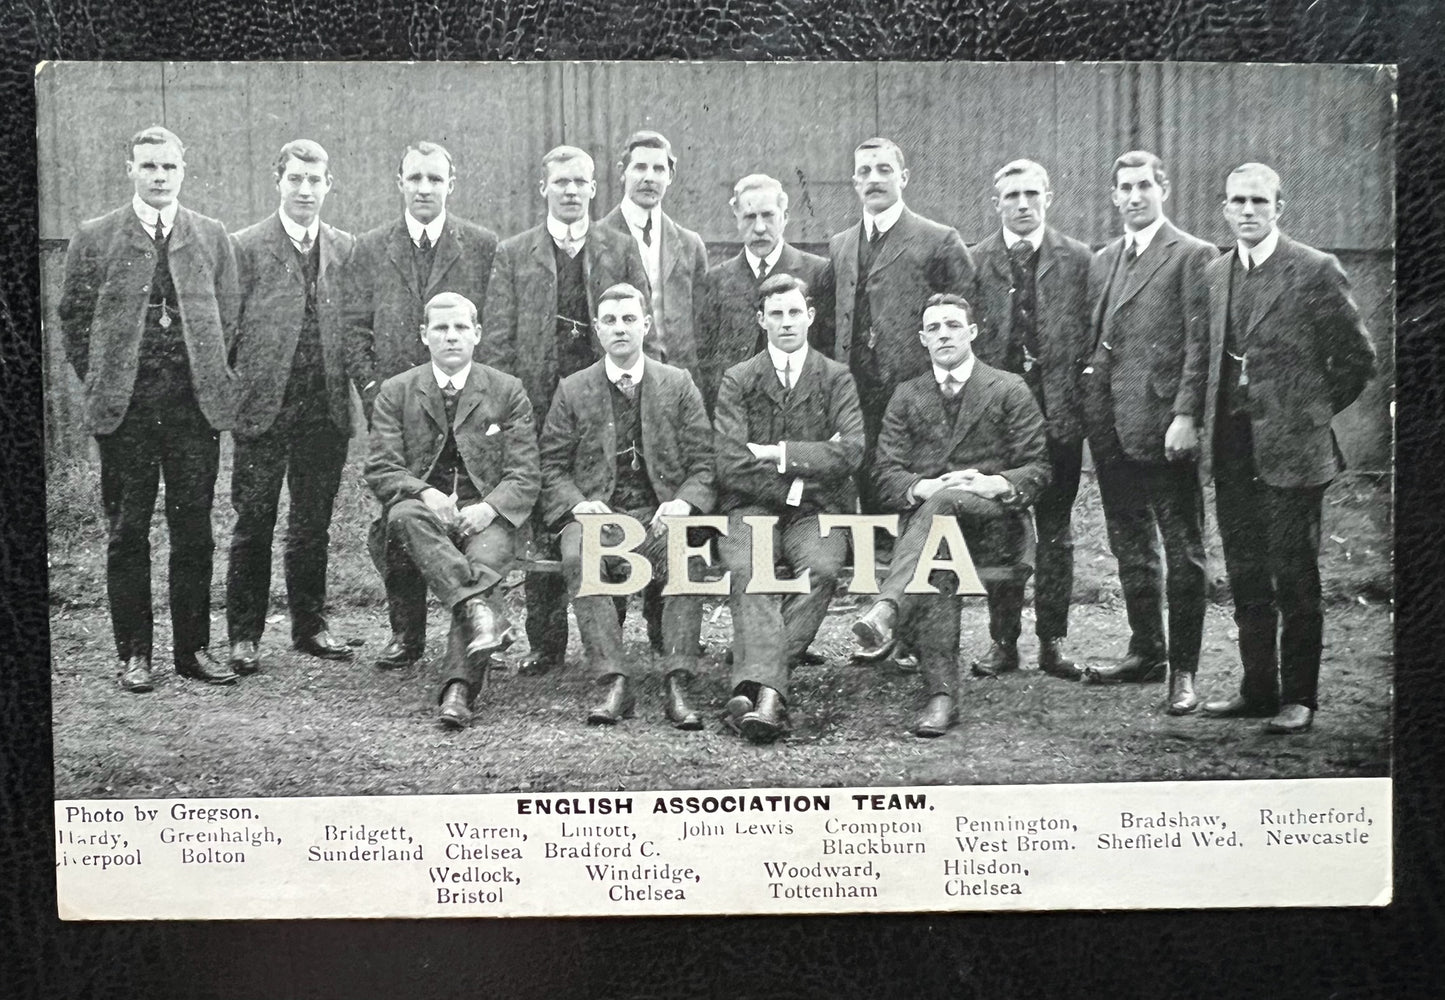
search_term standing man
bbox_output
[697,173,833,412]
[600,130,709,374]
[539,283,715,728]
[851,294,1049,736]
[1079,150,1216,715]
[714,274,865,743]
[1199,163,1375,734]
[60,125,240,691]
[481,145,649,677]
[830,137,974,478]
[366,292,540,729]
[344,141,499,670]
[226,140,356,675]
[966,159,1094,680]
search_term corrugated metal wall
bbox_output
[37,61,1394,465]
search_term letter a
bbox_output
[903,515,986,595]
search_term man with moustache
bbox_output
[600,130,709,374]
[1197,163,1375,734]
[60,125,240,691]
[714,274,865,743]
[965,159,1093,680]
[539,283,715,728]
[481,145,649,677]
[225,140,357,675]
[851,294,1049,736]
[830,137,974,477]
[697,173,834,412]
[366,292,540,729]
[345,141,499,671]
[1079,150,1216,715]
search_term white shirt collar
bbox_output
[432,361,471,390]
[934,354,976,387]
[766,341,808,376]
[405,211,447,247]
[1125,216,1167,255]
[863,199,905,239]
[547,214,589,245]
[744,243,784,276]
[279,210,320,247]
[604,354,646,385]
[619,198,660,234]
[132,195,179,235]
[1237,226,1281,268]
[1002,225,1045,251]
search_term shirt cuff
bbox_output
[776,441,787,474]
[786,478,805,507]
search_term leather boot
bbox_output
[587,675,635,725]
[970,640,1020,678]
[1166,670,1199,715]
[664,672,703,730]
[913,694,959,738]
[1037,638,1081,680]
[739,685,786,744]
[438,681,473,729]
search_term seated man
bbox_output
[851,294,1049,737]
[714,274,866,743]
[365,292,540,729]
[539,283,716,729]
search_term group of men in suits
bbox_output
[60,123,1374,742]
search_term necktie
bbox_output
[777,361,791,390]
[641,214,653,248]
[418,231,432,252]
[942,375,962,398]
[298,233,313,254]
[756,260,770,282]
[1129,239,1142,264]
[616,373,637,400]
[153,217,165,245]
[442,381,459,399]
[867,223,881,245]
[1008,240,1036,268]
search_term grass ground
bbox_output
[48,444,1392,798]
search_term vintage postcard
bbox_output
[41,60,1393,918]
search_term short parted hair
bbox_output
[1229,162,1284,202]
[273,139,331,182]
[129,125,184,157]
[596,282,650,315]
[619,130,676,173]
[1112,150,1167,188]
[756,272,812,311]
[730,174,788,213]
[993,158,1051,191]
[922,292,974,326]
[397,141,455,178]
[422,291,477,326]
[541,144,595,181]
[854,137,906,171]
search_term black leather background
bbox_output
[2,2,1442,997]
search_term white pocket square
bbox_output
[485,423,501,436]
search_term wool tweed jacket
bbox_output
[229,212,356,437]
[60,203,240,434]
[599,205,709,374]
[538,358,715,528]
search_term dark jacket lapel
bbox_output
[452,362,487,429]
[945,363,997,455]
[387,220,421,299]
[1246,235,1295,334]
[425,219,464,297]
[865,207,914,279]
[1113,222,1178,312]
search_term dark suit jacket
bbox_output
[60,203,240,434]
[364,361,540,530]
[539,358,715,528]
[696,244,834,412]
[829,206,975,395]
[714,348,865,515]
[1085,220,1216,463]
[343,214,499,412]
[229,213,356,437]
[480,220,649,420]
[1199,234,1376,488]
[600,206,709,374]
[969,226,1093,443]
[873,362,1050,513]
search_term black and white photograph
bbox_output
[42,61,1392,805]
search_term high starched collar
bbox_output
[132,195,179,235]
[1002,226,1045,251]
[432,361,471,391]
[862,199,905,239]
[405,211,446,248]
[933,354,975,387]
[1124,216,1167,255]
[1237,225,1281,269]
[604,354,645,385]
